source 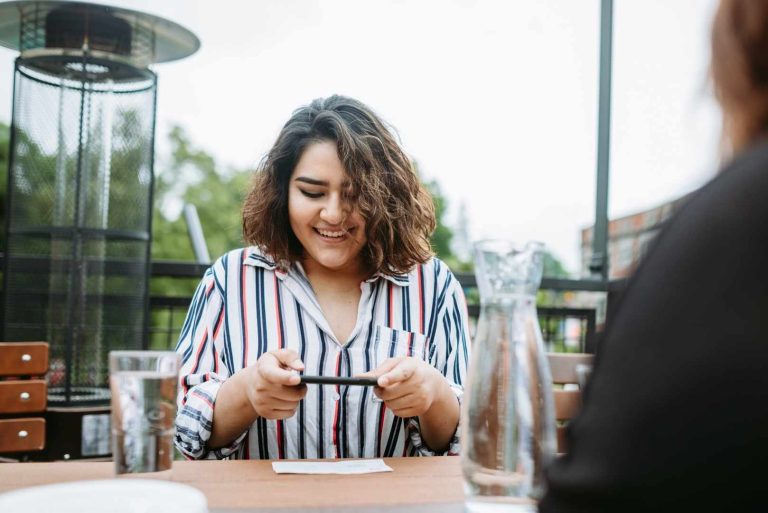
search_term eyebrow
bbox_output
[294,176,352,187]
[294,177,328,186]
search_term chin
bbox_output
[308,249,362,272]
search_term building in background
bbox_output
[581,194,691,279]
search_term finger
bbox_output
[385,395,419,412]
[371,357,402,377]
[261,360,301,385]
[267,407,299,420]
[374,383,409,402]
[271,384,308,402]
[378,360,416,387]
[272,348,305,371]
[390,406,421,418]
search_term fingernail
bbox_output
[292,359,305,369]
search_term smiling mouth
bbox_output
[314,227,354,240]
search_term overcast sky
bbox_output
[0,0,721,274]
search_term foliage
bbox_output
[152,126,249,262]
[419,166,472,273]
[543,250,569,278]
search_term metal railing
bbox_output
[0,254,619,353]
[146,262,621,354]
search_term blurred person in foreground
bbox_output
[173,95,469,460]
[540,1,768,511]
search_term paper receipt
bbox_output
[271,459,393,475]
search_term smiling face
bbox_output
[288,140,368,276]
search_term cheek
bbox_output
[288,194,311,228]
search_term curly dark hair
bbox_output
[242,95,436,274]
[712,0,768,152]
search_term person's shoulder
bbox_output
[209,247,278,276]
[671,139,768,237]
[412,257,460,286]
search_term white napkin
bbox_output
[272,459,393,475]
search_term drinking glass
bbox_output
[109,350,180,477]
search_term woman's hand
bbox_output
[365,356,446,418]
[245,348,307,419]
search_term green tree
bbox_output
[152,126,249,262]
[412,160,471,272]
[424,178,453,259]
[543,251,569,278]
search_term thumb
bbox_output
[272,348,305,371]
[372,357,401,377]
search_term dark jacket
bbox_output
[540,140,768,512]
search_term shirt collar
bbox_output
[242,248,286,276]
[365,272,410,287]
[242,247,409,286]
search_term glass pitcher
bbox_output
[462,240,556,513]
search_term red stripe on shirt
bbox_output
[212,308,225,374]
[183,330,208,399]
[191,390,214,409]
[274,274,284,349]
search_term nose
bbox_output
[320,194,346,225]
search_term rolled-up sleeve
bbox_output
[410,269,471,456]
[174,266,246,459]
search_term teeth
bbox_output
[317,229,346,238]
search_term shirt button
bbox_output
[333,392,341,401]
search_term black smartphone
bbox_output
[299,375,379,386]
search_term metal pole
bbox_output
[183,204,211,264]
[143,72,159,351]
[589,0,613,281]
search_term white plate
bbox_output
[0,478,208,513]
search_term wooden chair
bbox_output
[0,342,49,459]
[548,352,594,454]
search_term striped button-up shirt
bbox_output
[174,247,470,460]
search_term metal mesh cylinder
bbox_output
[2,56,156,406]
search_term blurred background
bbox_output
[0,0,722,276]
[0,0,723,461]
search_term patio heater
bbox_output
[0,1,198,459]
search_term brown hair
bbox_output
[712,0,768,152]
[242,95,436,274]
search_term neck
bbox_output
[302,258,369,291]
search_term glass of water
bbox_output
[109,351,180,477]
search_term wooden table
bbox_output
[0,457,466,513]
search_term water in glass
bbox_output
[110,351,179,477]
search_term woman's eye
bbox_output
[300,189,323,199]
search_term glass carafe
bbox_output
[462,240,556,513]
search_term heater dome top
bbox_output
[0,0,199,66]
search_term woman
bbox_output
[174,96,470,460]
[540,1,768,511]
